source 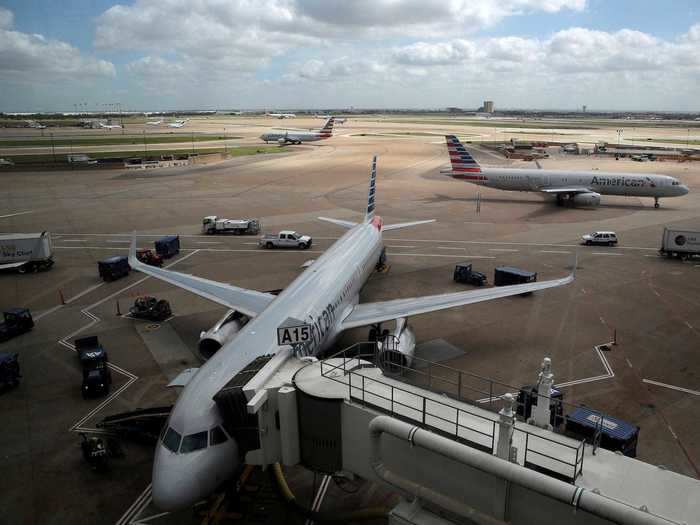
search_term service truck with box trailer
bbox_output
[659,227,700,259]
[0,232,54,273]
[202,216,261,235]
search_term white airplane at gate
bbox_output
[443,135,688,208]
[128,156,574,511]
[260,116,335,145]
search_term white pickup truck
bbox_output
[258,231,312,249]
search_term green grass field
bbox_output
[0,145,285,166]
[0,134,241,147]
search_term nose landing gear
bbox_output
[654,197,660,209]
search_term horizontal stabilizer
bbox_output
[317,217,358,229]
[383,219,436,231]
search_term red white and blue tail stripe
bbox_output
[445,135,487,181]
[317,117,335,139]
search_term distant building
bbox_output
[483,100,494,113]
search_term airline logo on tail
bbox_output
[317,117,335,139]
[445,135,488,181]
[366,155,377,223]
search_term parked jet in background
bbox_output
[260,117,335,145]
[168,120,187,128]
[266,112,296,119]
[99,122,122,130]
[25,120,46,129]
[314,114,346,124]
[147,120,163,126]
[443,135,688,208]
[128,156,574,511]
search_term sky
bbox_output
[1,0,699,112]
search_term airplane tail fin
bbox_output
[445,135,483,178]
[318,117,335,138]
[364,155,378,222]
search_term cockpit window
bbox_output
[210,426,228,446]
[163,427,182,453]
[672,181,679,185]
[180,431,208,453]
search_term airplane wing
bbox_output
[340,270,574,330]
[539,187,591,194]
[128,236,275,317]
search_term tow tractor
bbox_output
[136,248,163,267]
[128,296,172,321]
[0,308,34,343]
[75,336,112,398]
[453,263,487,286]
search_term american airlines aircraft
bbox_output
[266,112,296,119]
[444,135,688,208]
[168,119,187,128]
[260,117,334,145]
[99,122,122,130]
[128,156,574,511]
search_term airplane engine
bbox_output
[278,138,286,145]
[198,310,249,360]
[377,318,416,375]
[571,192,601,207]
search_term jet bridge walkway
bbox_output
[239,343,699,525]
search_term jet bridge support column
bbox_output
[529,357,554,430]
[496,393,516,461]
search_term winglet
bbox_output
[128,232,141,269]
[364,155,378,222]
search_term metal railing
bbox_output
[320,342,587,482]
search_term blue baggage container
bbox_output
[565,407,639,457]
[155,235,180,259]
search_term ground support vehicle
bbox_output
[0,352,21,389]
[136,248,163,267]
[582,231,618,246]
[494,267,537,297]
[0,232,54,273]
[659,228,700,259]
[453,263,487,286]
[0,308,34,343]
[98,256,130,281]
[155,235,180,258]
[202,216,261,235]
[129,296,172,321]
[565,407,639,458]
[516,384,564,428]
[258,231,312,249]
[75,336,112,398]
[79,433,123,470]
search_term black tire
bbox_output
[266,242,273,249]
[18,265,27,274]
[585,240,591,246]
[303,242,310,250]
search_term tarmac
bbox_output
[1,118,699,524]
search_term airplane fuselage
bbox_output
[260,131,329,144]
[152,221,383,510]
[454,167,688,199]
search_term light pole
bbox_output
[616,128,623,147]
[143,130,147,157]
[191,132,195,155]
[224,127,227,154]
[50,133,56,163]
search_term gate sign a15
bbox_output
[277,317,312,346]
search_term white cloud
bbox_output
[0,8,114,80]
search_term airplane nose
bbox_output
[681,185,689,195]
[151,446,203,511]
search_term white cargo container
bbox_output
[202,216,260,235]
[660,227,700,259]
[0,232,54,272]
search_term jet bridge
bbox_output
[236,344,699,525]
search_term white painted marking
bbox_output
[386,245,416,249]
[391,253,496,259]
[668,425,678,440]
[540,250,571,254]
[642,379,700,396]
[685,321,694,330]
[105,240,130,243]
[592,252,624,256]
[489,248,519,252]
[626,358,633,369]
[644,254,659,258]
[438,246,466,250]
[243,242,258,245]
[652,289,661,297]
[599,316,606,325]
[195,241,222,244]
[61,239,87,242]
[0,210,33,219]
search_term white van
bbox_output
[582,231,618,246]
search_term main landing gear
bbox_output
[654,197,660,209]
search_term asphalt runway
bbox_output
[1,124,699,524]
